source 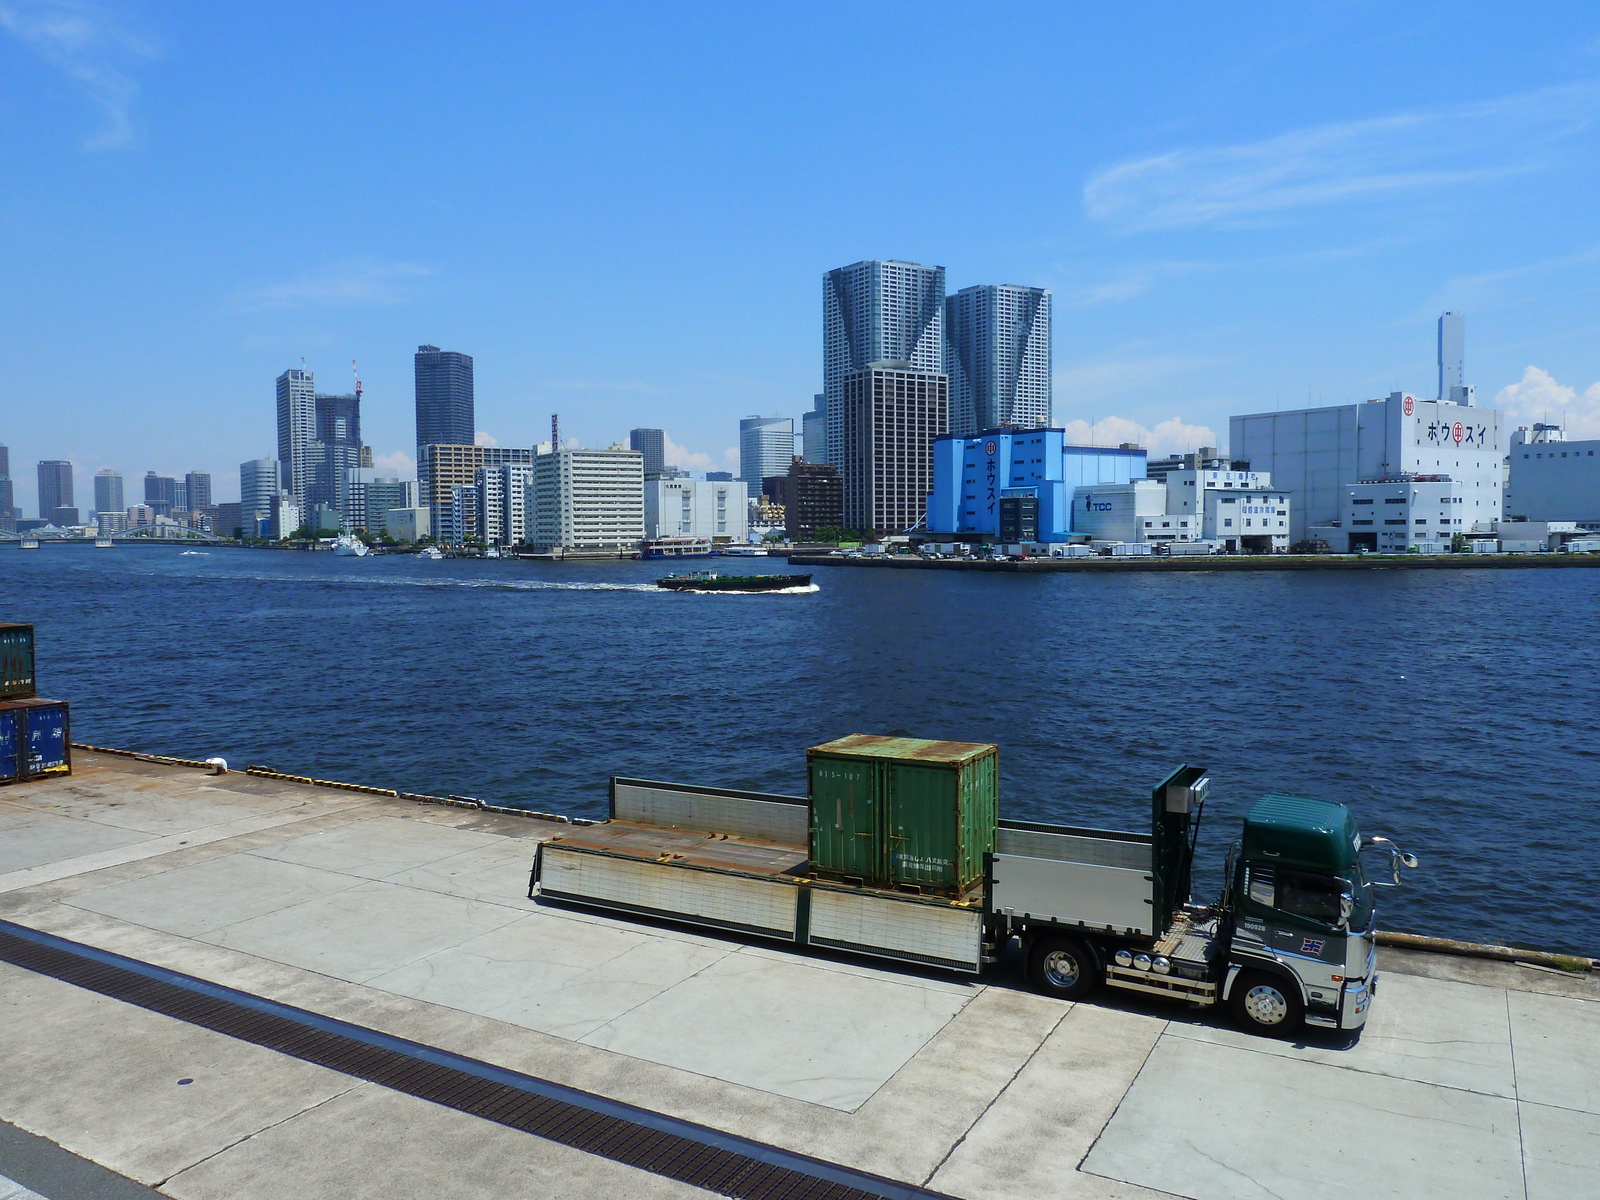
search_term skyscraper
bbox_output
[944,284,1052,435]
[94,470,124,516]
[185,471,212,511]
[629,428,666,477]
[1438,312,1466,403]
[240,459,280,531]
[276,368,317,506]
[143,472,177,517]
[838,365,948,535]
[310,391,361,521]
[1,445,16,528]
[802,394,827,463]
[38,460,73,518]
[823,260,945,467]
[739,416,795,495]
[415,345,474,448]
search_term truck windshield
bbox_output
[1274,869,1343,924]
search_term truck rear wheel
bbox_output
[1230,970,1305,1037]
[1028,935,1100,1001]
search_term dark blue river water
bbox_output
[5,545,1598,954]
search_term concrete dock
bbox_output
[788,552,1600,573]
[1,751,1596,1200]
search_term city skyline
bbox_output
[4,8,1600,514]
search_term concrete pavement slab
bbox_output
[1519,1099,1600,1200]
[203,878,526,982]
[0,964,356,1187]
[930,1003,1167,1200]
[376,839,541,905]
[1167,972,1517,1097]
[578,949,974,1110]
[363,909,736,1040]
[249,815,510,880]
[1082,1035,1525,1200]
[159,1082,715,1200]
[1508,990,1600,1114]
[13,784,307,836]
[0,814,149,876]
[64,854,367,939]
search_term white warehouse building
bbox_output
[1312,477,1464,554]
[1071,477,1289,551]
[1232,391,1503,543]
[644,477,748,542]
[1507,425,1600,526]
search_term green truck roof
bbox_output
[1243,793,1360,873]
[808,735,997,766]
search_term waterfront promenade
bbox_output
[1,751,1595,1199]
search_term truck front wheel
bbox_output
[1028,935,1100,1001]
[1230,970,1305,1037]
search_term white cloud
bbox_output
[370,451,416,480]
[1494,366,1600,439]
[662,435,712,471]
[0,1,158,150]
[473,431,498,448]
[235,260,432,311]
[1058,415,1220,458]
[1084,83,1600,231]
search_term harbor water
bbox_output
[6,544,1598,955]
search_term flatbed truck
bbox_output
[530,748,1418,1037]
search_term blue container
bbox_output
[0,698,70,783]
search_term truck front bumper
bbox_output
[1340,975,1374,1030]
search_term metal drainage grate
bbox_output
[0,921,950,1200]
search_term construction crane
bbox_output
[351,360,363,400]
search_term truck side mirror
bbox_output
[1339,890,1354,929]
[1361,836,1419,886]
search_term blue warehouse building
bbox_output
[926,429,1147,541]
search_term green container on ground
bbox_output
[808,734,999,897]
[0,624,36,700]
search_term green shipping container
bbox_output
[0,624,36,701]
[808,735,999,897]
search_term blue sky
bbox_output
[3,2,1599,511]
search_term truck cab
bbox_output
[1224,794,1380,1035]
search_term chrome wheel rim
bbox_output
[1043,949,1080,989]
[1244,983,1289,1025]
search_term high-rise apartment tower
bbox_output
[185,471,212,511]
[823,260,945,467]
[276,368,317,506]
[838,365,948,535]
[94,470,124,516]
[415,346,475,448]
[629,428,666,477]
[37,461,74,517]
[944,284,1052,435]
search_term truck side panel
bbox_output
[538,845,801,941]
[611,778,807,844]
[991,854,1155,936]
[807,888,983,973]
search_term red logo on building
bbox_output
[984,441,998,456]
[1402,396,1415,416]
[1453,422,1464,444]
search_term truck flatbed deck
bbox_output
[545,819,808,878]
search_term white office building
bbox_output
[645,477,748,541]
[1203,486,1290,552]
[1071,481,1176,542]
[1160,461,1276,522]
[1507,426,1600,526]
[1311,478,1464,554]
[1232,391,1503,542]
[739,415,795,495]
[530,446,644,551]
[476,462,533,547]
